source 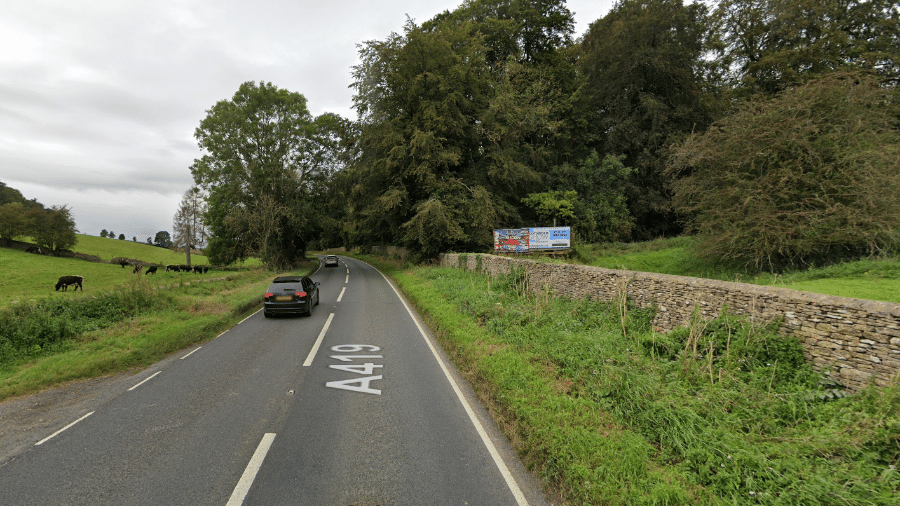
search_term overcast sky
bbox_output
[1,0,613,243]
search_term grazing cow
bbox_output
[193,265,203,273]
[145,265,158,275]
[55,275,84,292]
[132,264,143,274]
[202,266,209,274]
[165,264,178,272]
[180,265,191,272]
[25,246,42,254]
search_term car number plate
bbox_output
[275,295,293,302]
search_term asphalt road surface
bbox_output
[0,256,549,506]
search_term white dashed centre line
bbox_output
[303,313,335,366]
[35,412,94,446]
[337,287,346,302]
[226,433,276,506]
[345,274,349,283]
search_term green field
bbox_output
[62,234,212,265]
[1,234,265,310]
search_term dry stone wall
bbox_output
[441,253,900,392]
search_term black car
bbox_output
[324,255,339,267]
[263,276,320,317]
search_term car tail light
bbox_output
[295,291,307,297]
[264,292,274,299]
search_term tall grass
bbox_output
[377,260,900,505]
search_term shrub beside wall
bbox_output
[441,253,900,392]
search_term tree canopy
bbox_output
[190,81,339,269]
[343,0,583,257]
[31,205,78,255]
[154,230,173,249]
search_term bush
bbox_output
[669,70,900,271]
[0,283,169,364]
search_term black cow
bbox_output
[145,266,158,275]
[55,275,84,292]
[132,264,143,274]
[25,246,42,254]
[165,264,178,272]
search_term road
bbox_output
[0,256,548,505]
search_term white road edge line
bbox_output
[127,371,161,391]
[337,287,346,302]
[35,411,95,446]
[180,346,201,360]
[226,433,276,506]
[377,270,529,506]
[303,313,335,367]
[237,310,259,325]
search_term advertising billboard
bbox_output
[493,227,570,252]
[493,228,530,253]
[529,227,571,250]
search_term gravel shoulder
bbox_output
[0,370,143,466]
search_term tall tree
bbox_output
[191,81,326,269]
[172,187,209,266]
[349,18,498,255]
[348,0,578,256]
[577,0,721,240]
[29,205,78,255]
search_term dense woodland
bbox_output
[191,0,898,270]
[5,0,899,271]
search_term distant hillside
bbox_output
[69,234,209,266]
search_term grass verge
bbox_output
[355,254,900,505]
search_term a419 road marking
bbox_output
[326,344,383,395]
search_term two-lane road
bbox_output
[0,257,548,505]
